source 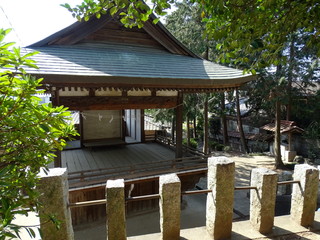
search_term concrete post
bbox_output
[159,173,181,240]
[38,168,74,240]
[250,168,278,234]
[291,164,319,227]
[206,157,235,240]
[106,179,126,240]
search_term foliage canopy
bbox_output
[63,0,320,70]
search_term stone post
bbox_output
[206,157,235,240]
[106,179,126,240]
[159,173,181,240]
[38,168,74,240]
[250,168,278,234]
[291,164,319,227]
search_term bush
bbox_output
[208,141,225,151]
[209,140,218,150]
[216,144,225,151]
[0,29,77,239]
[183,138,198,149]
[223,146,231,152]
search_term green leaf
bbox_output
[152,18,160,24]
[4,232,17,238]
[27,228,36,238]
[110,6,117,16]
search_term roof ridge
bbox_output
[28,12,199,58]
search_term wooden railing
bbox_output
[68,155,207,188]
[155,133,207,157]
[68,180,301,209]
[67,134,207,188]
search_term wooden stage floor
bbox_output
[54,141,207,188]
[60,142,189,188]
[61,142,175,174]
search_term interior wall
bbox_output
[125,109,141,142]
[131,110,136,139]
[82,110,121,141]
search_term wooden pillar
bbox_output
[54,151,62,168]
[203,94,209,154]
[79,111,84,148]
[52,89,62,168]
[175,92,183,158]
[141,109,145,142]
[121,109,126,141]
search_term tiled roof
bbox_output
[22,43,254,81]
[19,43,255,90]
[261,120,304,134]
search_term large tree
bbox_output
[63,0,319,66]
[0,29,77,239]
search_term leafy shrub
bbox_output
[183,138,198,149]
[223,146,231,152]
[209,140,218,150]
[216,144,225,151]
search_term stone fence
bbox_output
[37,156,319,240]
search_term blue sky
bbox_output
[0,0,83,46]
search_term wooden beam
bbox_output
[89,88,95,97]
[54,150,62,168]
[58,96,177,110]
[141,109,145,142]
[79,111,84,148]
[121,110,126,141]
[175,92,183,158]
[33,74,251,92]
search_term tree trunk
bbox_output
[221,92,229,145]
[175,93,183,158]
[171,117,175,143]
[236,90,249,153]
[193,116,197,139]
[274,62,285,169]
[275,100,285,168]
[286,35,295,120]
[203,94,209,154]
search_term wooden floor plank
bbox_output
[61,143,175,174]
[75,150,90,171]
[71,150,82,172]
[82,149,99,170]
[125,145,148,164]
[61,151,67,168]
[64,151,76,171]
